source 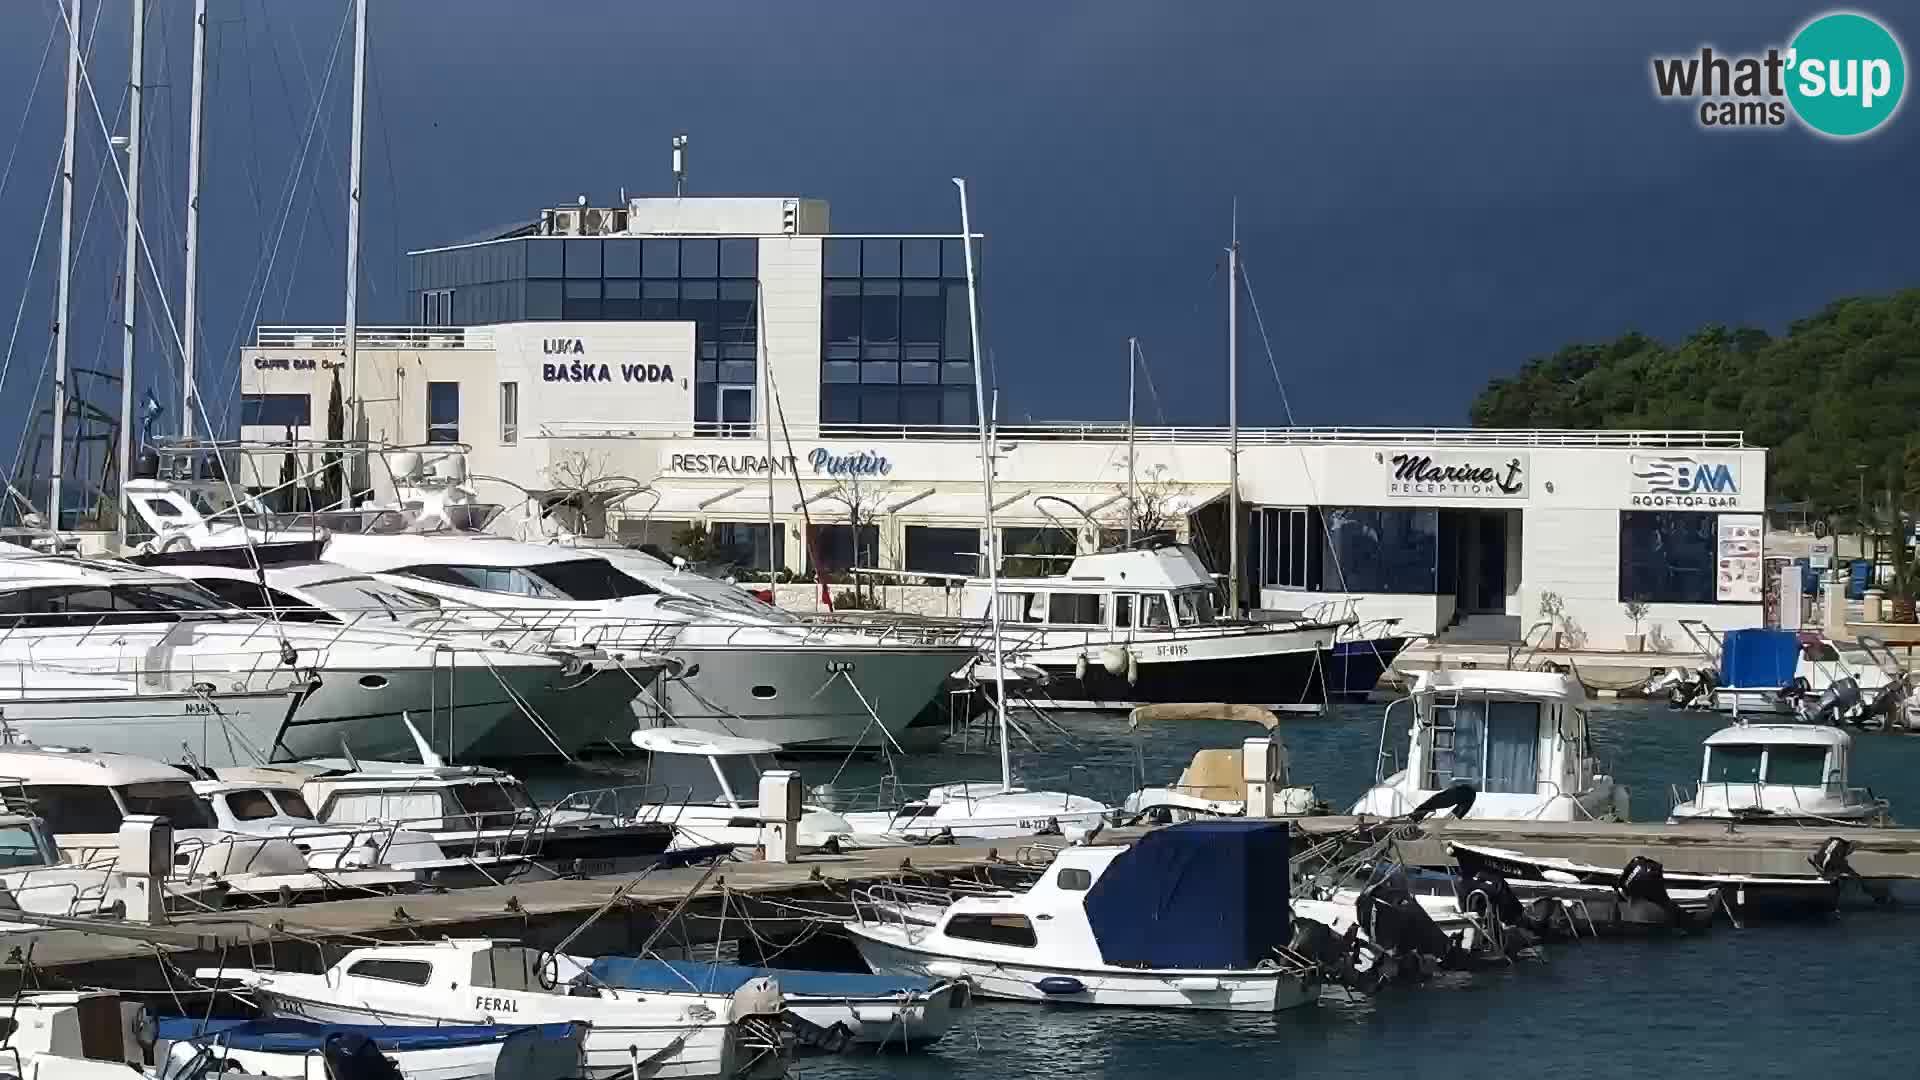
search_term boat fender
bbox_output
[1126,650,1139,686]
[1172,976,1221,992]
[1035,976,1085,996]
[926,961,969,980]
[1101,645,1128,677]
[1075,653,1089,681]
[852,1005,900,1025]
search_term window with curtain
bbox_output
[1425,700,1485,790]
[1483,701,1541,794]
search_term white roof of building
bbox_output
[1704,723,1851,748]
[632,727,781,757]
[0,747,190,786]
[1414,667,1587,703]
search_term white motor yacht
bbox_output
[138,554,664,758]
[202,939,788,1080]
[958,541,1344,709]
[1668,722,1890,826]
[0,746,310,880]
[0,545,568,763]
[189,773,458,878]
[0,662,301,769]
[846,821,1320,1011]
[1350,668,1628,822]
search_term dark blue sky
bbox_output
[1,0,1916,461]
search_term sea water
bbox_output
[531,702,1920,1078]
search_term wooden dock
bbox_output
[6,817,1919,993]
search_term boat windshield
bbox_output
[450,781,535,821]
[0,823,53,868]
[713,754,774,804]
[399,559,657,602]
[1765,746,1831,786]
[1174,588,1216,626]
[0,583,244,628]
[118,782,219,829]
[1705,744,1764,784]
[302,576,440,622]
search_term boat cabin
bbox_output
[1351,668,1624,821]
[295,763,539,834]
[960,544,1224,633]
[1669,723,1887,824]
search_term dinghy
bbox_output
[198,939,787,1079]
[152,1016,588,1080]
[846,821,1320,1012]
[1448,840,1846,919]
[575,957,970,1049]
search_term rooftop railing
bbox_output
[253,325,495,350]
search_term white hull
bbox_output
[274,664,545,762]
[786,984,966,1047]
[847,928,1317,1012]
[638,645,970,752]
[254,991,757,1080]
[463,662,650,759]
[842,787,1109,841]
[0,688,297,767]
[1351,770,1625,822]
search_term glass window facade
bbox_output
[240,393,311,427]
[808,524,880,575]
[1619,511,1719,603]
[710,522,785,574]
[820,236,975,431]
[1320,508,1445,595]
[408,236,759,432]
[904,526,980,575]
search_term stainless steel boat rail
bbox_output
[541,782,691,828]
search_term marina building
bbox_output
[238,193,1768,649]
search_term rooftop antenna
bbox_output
[672,133,688,197]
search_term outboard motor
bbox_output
[320,1032,404,1080]
[1357,871,1470,970]
[1407,782,1477,823]
[1617,855,1694,930]
[1455,867,1544,951]
[1657,667,1717,710]
[1856,681,1904,730]
[1795,676,1862,726]
[1810,836,1858,882]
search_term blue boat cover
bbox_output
[588,956,937,997]
[1720,628,1800,688]
[154,1016,579,1053]
[1082,819,1291,970]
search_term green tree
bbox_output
[321,367,346,509]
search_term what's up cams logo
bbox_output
[1651,11,1906,137]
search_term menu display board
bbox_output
[1717,514,1764,602]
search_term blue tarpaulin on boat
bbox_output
[154,1016,579,1053]
[588,956,937,997]
[1719,628,1801,688]
[1081,819,1291,970]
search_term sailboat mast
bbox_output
[343,0,368,490]
[1226,206,1241,617]
[180,0,207,438]
[49,0,80,532]
[952,177,1010,791]
[761,282,777,589]
[116,0,146,551]
[1126,336,1137,549]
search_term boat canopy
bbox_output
[587,957,936,997]
[154,1016,580,1052]
[1127,703,1279,730]
[1719,628,1800,688]
[1082,820,1291,969]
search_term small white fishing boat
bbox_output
[1668,722,1890,827]
[152,1015,589,1080]
[566,957,970,1049]
[1118,703,1320,821]
[839,780,1110,842]
[200,939,787,1080]
[1351,668,1628,822]
[629,728,854,852]
[190,773,469,880]
[846,821,1320,1012]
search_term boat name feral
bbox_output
[474,995,519,1013]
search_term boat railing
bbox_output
[1374,696,1411,784]
[542,782,690,828]
[2,873,101,917]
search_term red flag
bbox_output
[819,577,833,612]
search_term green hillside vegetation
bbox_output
[1468,289,1920,517]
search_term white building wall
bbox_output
[758,237,824,430]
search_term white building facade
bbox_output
[237,194,1766,649]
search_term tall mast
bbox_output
[180,0,207,438]
[49,0,81,531]
[343,0,368,492]
[952,177,1009,791]
[1226,204,1242,617]
[116,0,146,550]
[1126,336,1137,549]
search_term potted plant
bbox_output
[1623,598,1650,652]
[1537,591,1566,649]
